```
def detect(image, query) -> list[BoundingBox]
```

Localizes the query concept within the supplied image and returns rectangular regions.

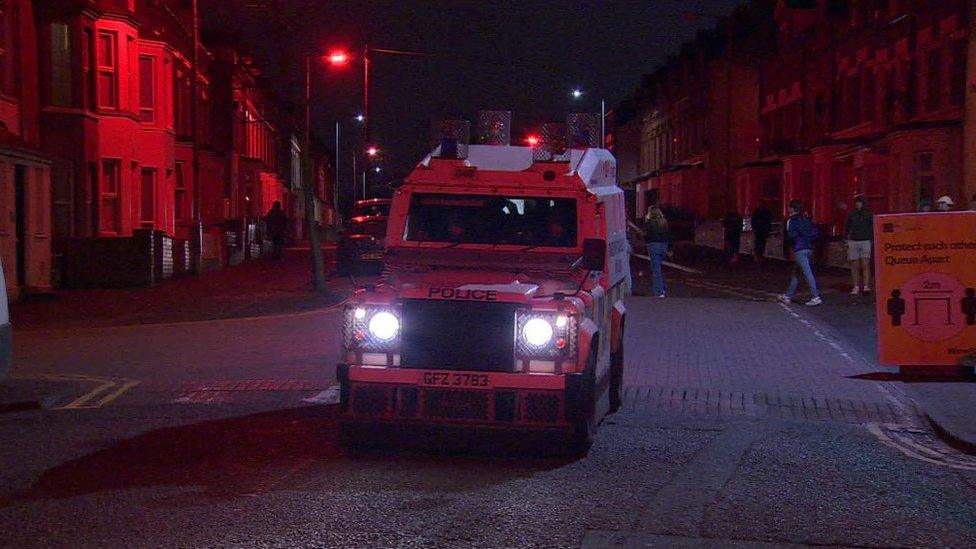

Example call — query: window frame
[96,30,118,110]
[100,158,122,235]
[138,54,155,122]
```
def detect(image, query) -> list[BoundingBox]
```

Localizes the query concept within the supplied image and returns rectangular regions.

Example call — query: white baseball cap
[936,195,955,205]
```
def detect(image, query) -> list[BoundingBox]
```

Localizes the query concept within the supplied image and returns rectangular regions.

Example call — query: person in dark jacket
[644,206,672,298]
[264,201,288,261]
[778,199,822,306]
[844,195,873,294]
[722,210,744,264]
[751,202,772,262]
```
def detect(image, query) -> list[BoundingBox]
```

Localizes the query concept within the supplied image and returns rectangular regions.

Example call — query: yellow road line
[58,379,118,409]
[13,373,139,410]
[90,380,140,408]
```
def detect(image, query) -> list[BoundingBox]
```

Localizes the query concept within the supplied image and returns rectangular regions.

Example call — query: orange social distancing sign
[874,211,976,366]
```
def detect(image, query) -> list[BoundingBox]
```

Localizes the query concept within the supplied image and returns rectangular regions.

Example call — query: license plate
[420,371,492,389]
[360,252,383,260]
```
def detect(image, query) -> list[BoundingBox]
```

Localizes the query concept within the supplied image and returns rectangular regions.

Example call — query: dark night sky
[205,1,746,193]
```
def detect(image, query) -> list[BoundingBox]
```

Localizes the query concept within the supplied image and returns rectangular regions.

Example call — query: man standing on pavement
[722,210,744,264]
[264,201,288,261]
[779,199,822,306]
[845,195,873,295]
[751,201,772,262]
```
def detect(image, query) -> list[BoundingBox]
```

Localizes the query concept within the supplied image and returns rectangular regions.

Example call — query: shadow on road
[3,405,569,505]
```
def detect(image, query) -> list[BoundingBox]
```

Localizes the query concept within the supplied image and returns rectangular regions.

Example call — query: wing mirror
[581,238,606,271]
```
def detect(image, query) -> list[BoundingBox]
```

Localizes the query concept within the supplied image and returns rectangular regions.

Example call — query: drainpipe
[964,0,976,202]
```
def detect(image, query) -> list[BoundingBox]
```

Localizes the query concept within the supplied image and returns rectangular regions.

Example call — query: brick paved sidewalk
[9,247,351,330]
[660,243,976,451]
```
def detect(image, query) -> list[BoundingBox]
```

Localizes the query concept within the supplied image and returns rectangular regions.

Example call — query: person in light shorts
[844,195,873,294]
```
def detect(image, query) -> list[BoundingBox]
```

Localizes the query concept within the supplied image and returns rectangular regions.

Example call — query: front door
[14,165,25,286]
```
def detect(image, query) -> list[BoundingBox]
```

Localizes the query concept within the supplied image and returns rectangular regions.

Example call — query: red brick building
[737,0,969,237]
[0,0,52,300]
[33,1,294,286]
[633,4,773,221]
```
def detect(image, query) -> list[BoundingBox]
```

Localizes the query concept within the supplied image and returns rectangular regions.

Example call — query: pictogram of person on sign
[963,288,976,326]
[887,289,906,326]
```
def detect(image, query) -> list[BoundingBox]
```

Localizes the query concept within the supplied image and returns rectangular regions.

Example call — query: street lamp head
[366,146,379,157]
[327,50,350,66]
[374,166,382,173]
[355,114,365,122]
[571,89,583,99]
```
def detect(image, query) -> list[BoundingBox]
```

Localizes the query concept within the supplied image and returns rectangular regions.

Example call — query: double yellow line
[13,374,140,410]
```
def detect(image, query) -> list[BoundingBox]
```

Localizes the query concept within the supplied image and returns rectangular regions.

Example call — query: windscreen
[405,193,577,247]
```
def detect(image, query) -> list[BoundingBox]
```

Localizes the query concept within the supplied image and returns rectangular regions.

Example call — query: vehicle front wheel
[570,347,599,454]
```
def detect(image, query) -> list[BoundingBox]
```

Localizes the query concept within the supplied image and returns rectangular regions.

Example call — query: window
[916,151,935,207]
[406,194,578,247]
[50,23,73,106]
[174,68,191,138]
[926,49,943,112]
[140,168,156,226]
[96,31,117,109]
[950,40,966,107]
[174,161,188,223]
[0,2,20,98]
[100,159,121,234]
[139,55,154,121]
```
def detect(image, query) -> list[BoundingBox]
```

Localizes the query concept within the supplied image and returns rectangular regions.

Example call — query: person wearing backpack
[778,199,822,306]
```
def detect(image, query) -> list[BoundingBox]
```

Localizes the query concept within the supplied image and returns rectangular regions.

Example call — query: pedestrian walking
[845,195,873,295]
[751,202,772,262]
[936,195,955,211]
[264,201,288,261]
[918,197,932,212]
[644,206,672,298]
[722,210,744,264]
[778,199,822,306]
[969,193,976,211]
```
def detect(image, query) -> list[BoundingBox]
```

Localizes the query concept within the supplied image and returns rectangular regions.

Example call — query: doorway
[14,165,25,286]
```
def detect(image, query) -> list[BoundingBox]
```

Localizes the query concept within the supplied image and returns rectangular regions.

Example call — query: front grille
[352,385,390,416]
[423,389,489,421]
[400,299,519,371]
[524,393,561,423]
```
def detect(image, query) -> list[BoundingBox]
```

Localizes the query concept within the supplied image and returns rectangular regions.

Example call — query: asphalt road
[2,285,975,548]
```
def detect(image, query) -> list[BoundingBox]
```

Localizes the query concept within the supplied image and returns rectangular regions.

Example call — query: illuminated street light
[327,50,350,66]
[366,146,379,157]
[571,88,583,99]
[374,166,382,173]
[355,114,365,122]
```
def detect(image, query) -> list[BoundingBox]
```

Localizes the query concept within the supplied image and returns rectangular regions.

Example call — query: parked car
[1,256,10,380]
[337,198,392,276]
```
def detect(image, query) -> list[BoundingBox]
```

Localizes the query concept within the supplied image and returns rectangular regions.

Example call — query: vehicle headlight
[368,311,400,341]
[344,305,400,350]
[516,312,577,360]
[522,318,554,347]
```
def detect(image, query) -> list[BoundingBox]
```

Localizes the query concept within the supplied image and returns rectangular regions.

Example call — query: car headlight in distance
[368,311,400,341]
[522,317,554,347]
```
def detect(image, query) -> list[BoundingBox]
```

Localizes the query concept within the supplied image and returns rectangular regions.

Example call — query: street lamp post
[304,53,327,292]
[188,0,203,274]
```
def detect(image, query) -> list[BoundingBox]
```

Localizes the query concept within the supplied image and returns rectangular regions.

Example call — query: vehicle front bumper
[336,364,590,429]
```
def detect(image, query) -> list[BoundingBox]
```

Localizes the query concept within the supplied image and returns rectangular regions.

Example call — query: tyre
[609,322,625,413]
[571,346,598,454]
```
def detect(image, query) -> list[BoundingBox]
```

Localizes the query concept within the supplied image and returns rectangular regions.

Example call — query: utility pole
[304,54,327,292]
[964,0,976,202]
[188,0,203,274]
